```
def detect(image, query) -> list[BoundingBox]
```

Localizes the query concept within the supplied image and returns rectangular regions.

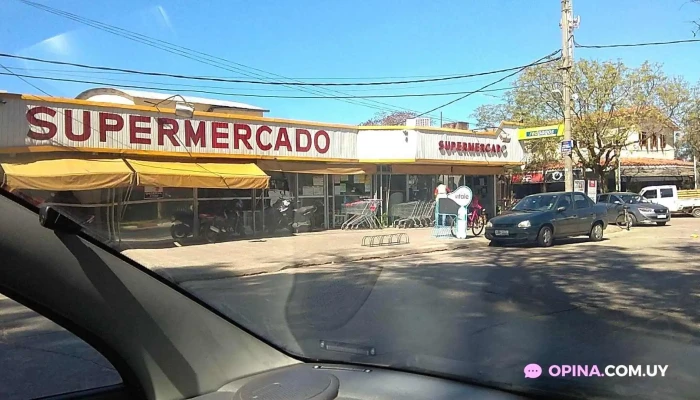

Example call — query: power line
[2,65,523,81]
[0,71,517,99]
[0,64,52,96]
[0,52,556,87]
[574,38,700,48]
[1,66,510,92]
[14,0,456,123]
[415,50,561,118]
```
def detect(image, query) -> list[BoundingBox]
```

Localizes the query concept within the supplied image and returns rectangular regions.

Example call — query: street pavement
[2,219,700,399]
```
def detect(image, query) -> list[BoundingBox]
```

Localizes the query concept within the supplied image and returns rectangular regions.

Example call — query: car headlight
[486,221,493,228]
[638,208,654,213]
[517,220,531,228]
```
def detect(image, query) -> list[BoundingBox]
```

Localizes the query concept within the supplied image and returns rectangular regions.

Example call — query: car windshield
[2,2,700,399]
[618,194,649,204]
[512,194,560,211]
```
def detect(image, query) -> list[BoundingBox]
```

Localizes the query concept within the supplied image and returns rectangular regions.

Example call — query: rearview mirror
[557,206,566,212]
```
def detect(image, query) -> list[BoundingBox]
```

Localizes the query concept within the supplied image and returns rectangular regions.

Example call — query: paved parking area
[122,222,631,283]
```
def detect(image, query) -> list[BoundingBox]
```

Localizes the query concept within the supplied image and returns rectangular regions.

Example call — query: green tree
[475,59,691,191]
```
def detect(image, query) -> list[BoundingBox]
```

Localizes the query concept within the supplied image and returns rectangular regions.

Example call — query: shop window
[408,175,435,202]
[660,133,667,149]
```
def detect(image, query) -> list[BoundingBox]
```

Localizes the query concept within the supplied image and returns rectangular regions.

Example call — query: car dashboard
[191,363,532,400]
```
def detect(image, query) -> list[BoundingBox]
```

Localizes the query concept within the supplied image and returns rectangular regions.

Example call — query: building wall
[619,126,675,160]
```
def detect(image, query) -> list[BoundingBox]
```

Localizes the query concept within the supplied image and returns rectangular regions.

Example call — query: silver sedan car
[597,192,670,226]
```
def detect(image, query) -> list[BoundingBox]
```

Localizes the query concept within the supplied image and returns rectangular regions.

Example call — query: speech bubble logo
[524,363,542,378]
[447,186,473,207]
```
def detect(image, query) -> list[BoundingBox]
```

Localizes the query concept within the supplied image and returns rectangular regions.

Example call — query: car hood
[633,203,668,210]
[490,210,547,224]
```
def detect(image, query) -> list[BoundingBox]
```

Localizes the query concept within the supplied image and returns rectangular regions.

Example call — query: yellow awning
[125,159,269,189]
[1,158,133,190]
[257,160,376,175]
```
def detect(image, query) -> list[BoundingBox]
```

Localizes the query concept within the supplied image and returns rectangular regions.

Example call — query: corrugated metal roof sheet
[75,87,268,112]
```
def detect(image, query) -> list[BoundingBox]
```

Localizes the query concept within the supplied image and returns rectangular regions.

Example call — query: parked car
[485,191,608,247]
[639,185,700,218]
[597,192,670,226]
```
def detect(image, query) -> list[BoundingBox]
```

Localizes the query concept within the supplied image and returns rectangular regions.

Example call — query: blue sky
[1,0,699,125]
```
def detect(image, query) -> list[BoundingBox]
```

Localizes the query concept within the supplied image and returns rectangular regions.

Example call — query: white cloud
[154,5,176,36]
[37,33,72,56]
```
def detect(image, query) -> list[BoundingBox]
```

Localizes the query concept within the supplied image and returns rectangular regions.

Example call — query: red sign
[511,173,544,184]
[438,140,505,154]
[25,106,332,154]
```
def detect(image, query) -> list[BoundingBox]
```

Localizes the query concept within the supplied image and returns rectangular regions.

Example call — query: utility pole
[694,154,698,189]
[560,0,578,192]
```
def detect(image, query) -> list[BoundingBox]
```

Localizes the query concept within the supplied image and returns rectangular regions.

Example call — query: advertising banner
[517,124,564,141]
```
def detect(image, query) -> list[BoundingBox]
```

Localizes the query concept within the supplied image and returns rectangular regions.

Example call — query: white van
[639,185,700,218]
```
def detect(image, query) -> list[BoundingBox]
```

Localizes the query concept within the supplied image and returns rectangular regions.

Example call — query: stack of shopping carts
[390,200,435,228]
[340,199,382,230]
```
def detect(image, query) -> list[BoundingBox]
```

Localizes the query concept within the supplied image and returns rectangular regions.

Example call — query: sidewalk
[122,225,628,284]
[123,227,476,283]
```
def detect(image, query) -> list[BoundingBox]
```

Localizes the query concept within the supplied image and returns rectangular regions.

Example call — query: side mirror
[557,206,566,212]
[614,201,622,205]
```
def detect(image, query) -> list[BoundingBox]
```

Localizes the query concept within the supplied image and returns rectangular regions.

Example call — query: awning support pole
[193,188,199,238]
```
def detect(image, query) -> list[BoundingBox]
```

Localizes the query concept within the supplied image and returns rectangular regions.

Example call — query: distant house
[509,116,695,195]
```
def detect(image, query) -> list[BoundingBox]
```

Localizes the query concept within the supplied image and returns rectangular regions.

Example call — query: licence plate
[495,230,509,236]
[657,215,667,218]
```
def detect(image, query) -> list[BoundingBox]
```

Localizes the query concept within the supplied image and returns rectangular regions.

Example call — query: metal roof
[75,87,268,112]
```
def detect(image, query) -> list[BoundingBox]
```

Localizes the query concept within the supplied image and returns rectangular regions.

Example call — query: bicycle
[615,205,633,231]
[450,206,487,237]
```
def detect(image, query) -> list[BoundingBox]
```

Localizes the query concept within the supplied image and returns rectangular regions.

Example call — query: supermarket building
[0,89,525,243]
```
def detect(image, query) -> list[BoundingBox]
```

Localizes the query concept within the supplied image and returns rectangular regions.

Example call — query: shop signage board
[447,186,473,207]
[144,186,164,199]
[517,124,563,141]
[415,130,524,164]
[0,98,358,160]
[574,179,585,193]
[560,140,573,156]
[587,180,597,202]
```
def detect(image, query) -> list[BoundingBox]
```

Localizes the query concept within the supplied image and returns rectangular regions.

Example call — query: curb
[161,241,475,284]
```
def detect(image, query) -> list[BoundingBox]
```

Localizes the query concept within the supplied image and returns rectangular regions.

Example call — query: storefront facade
[0,92,526,244]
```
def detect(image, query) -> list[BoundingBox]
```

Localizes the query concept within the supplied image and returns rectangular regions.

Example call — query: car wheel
[589,222,604,242]
[537,226,553,247]
[488,240,502,247]
[656,221,667,226]
[692,208,700,218]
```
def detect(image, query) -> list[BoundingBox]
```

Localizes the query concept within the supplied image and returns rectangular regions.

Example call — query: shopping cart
[417,200,436,227]
[341,199,382,230]
[391,201,421,228]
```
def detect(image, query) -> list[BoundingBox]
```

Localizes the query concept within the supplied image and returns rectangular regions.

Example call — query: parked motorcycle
[203,200,247,243]
[265,197,321,234]
[265,197,293,234]
[170,207,216,241]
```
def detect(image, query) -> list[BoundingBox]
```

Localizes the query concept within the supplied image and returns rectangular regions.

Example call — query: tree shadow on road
[174,240,700,400]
